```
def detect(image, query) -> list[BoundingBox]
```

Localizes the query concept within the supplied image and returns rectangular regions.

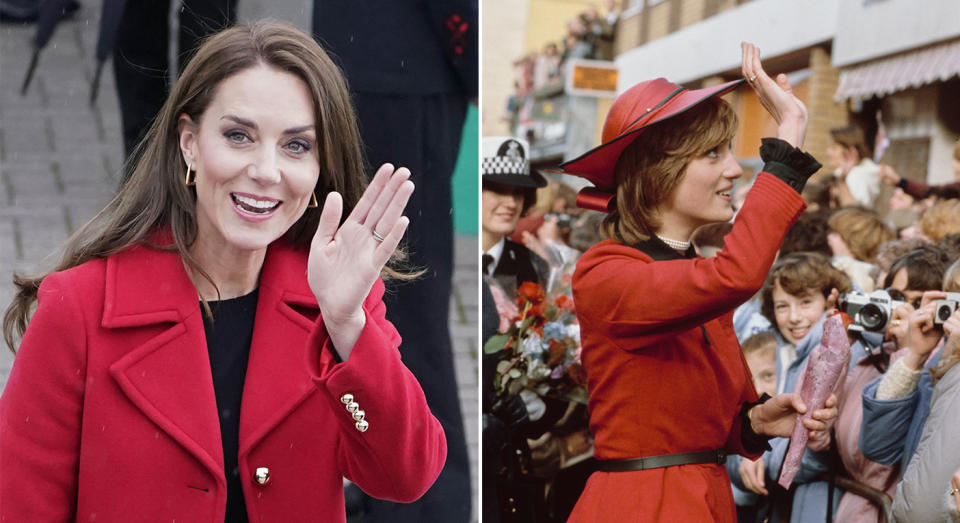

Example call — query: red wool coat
[568,173,805,522]
[0,238,446,522]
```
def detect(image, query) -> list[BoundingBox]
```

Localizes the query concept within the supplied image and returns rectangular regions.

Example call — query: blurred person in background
[311,2,477,520]
[917,199,960,244]
[827,125,882,209]
[827,207,893,292]
[0,22,445,522]
[879,137,960,201]
[112,0,238,159]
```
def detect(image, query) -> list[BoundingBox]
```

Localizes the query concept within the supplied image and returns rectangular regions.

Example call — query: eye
[286,138,312,154]
[224,129,250,144]
[705,147,720,159]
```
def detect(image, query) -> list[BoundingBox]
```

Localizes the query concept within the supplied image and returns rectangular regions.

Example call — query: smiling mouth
[231,193,281,214]
[789,327,810,339]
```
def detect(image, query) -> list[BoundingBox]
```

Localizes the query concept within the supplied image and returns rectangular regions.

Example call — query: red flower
[554,294,575,311]
[517,281,546,305]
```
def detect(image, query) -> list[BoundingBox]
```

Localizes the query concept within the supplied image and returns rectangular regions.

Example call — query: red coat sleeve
[0,272,86,520]
[573,173,805,351]
[305,279,446,502]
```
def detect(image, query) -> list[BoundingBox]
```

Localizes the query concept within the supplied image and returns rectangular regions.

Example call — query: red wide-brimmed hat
[557,77,745,212]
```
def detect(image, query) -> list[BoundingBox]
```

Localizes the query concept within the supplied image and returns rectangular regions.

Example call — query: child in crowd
[742,331,778,399]
[730,331,779,522]
[731,252,852,522]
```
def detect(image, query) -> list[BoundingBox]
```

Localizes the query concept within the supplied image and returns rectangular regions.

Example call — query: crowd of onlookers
[507,1,621,129]
[486,129,960,521]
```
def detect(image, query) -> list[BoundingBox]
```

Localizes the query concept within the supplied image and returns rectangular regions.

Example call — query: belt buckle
[716,451,726,465]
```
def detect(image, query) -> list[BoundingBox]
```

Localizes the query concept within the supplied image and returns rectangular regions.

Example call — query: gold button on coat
[340,393,354,404]
[355,420,369,432]
[345,401,360,413]
[352,409,365,421]
[254,467,270,485]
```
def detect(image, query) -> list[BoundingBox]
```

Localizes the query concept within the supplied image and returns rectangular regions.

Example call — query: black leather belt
[596,450,726,472]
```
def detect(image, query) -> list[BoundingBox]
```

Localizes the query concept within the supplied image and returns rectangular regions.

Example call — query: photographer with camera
[826,248,948,522]
[891,266,960,521]
[859,247,953,481]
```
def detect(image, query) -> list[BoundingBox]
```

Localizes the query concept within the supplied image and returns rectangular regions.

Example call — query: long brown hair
[4,21,393,352]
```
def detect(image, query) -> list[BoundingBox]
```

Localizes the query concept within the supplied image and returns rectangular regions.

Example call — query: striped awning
[834,38,960,102]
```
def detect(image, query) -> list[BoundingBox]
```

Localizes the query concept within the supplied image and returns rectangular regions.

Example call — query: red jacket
[568,173,805,522]
[0,238,446,522]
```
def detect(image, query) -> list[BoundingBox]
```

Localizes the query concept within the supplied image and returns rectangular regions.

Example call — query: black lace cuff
[759,138,822,194]
[740,393,773,454]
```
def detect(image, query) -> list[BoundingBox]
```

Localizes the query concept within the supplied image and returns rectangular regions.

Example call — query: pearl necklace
[656,234,690,251]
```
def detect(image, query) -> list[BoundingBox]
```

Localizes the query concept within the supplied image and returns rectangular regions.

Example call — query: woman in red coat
[0,22,445,522]
[556,43,838,521]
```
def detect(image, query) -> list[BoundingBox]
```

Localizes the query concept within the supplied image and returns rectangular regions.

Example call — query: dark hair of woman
[3,21,408,352]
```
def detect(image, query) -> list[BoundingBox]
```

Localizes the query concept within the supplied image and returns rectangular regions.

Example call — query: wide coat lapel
[238,242,323,459]
[102,240,225,487]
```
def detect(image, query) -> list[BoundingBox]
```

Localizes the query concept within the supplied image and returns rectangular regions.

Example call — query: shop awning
[834,38,960,102]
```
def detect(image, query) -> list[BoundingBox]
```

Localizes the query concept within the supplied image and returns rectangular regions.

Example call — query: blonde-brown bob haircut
[601,97,738,245]
[4,21,392,352]
[919,199,960,243]
[760,252,852,326]
[827,207,895,263]
[829,125,871,162]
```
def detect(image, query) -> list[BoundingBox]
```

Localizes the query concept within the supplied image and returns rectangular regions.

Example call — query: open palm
[308,164,413,325]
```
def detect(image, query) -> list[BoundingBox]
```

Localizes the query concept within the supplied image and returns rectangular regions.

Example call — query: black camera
[839,290,906,333]
[546,212,574,229]
[933,292,960,325]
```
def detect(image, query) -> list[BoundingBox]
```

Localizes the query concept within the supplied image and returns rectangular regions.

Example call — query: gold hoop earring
[308,192,319,208]
[184,165,197,186]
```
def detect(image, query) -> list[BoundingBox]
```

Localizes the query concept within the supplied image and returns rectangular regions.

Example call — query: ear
[178,114,199,168]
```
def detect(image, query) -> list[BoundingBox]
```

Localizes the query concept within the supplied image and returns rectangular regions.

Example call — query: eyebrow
[221,115,315,135]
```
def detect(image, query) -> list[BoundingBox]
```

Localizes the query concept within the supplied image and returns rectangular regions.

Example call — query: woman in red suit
[0,22,445,522]
[557,43,838,521]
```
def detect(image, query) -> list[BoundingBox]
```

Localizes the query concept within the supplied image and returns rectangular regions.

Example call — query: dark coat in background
[313,1,477,521]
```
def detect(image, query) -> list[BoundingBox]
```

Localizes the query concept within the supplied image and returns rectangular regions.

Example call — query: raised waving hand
[741,42,808,149]
[308,163,414,359]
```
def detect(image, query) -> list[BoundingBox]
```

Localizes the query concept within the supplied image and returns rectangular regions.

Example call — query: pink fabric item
[778,313,851,489]
[833,356,899,522]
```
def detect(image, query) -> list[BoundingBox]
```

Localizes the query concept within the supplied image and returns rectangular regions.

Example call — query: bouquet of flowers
[484,279,588,405]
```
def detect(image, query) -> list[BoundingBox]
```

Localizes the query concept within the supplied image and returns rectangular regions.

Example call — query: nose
[248,146,282,185]
[723,152,743,180]
[787,305,802,324]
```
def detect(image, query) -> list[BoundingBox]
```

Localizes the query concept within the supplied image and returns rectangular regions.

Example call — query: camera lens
[938,304,952,323]
[859,303,886,331]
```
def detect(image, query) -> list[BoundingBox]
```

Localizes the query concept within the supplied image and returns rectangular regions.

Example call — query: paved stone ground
[0,2,479,521]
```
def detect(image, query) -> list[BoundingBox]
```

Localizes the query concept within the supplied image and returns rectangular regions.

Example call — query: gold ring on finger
[749,75,757,83]
[891,319,901,327]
